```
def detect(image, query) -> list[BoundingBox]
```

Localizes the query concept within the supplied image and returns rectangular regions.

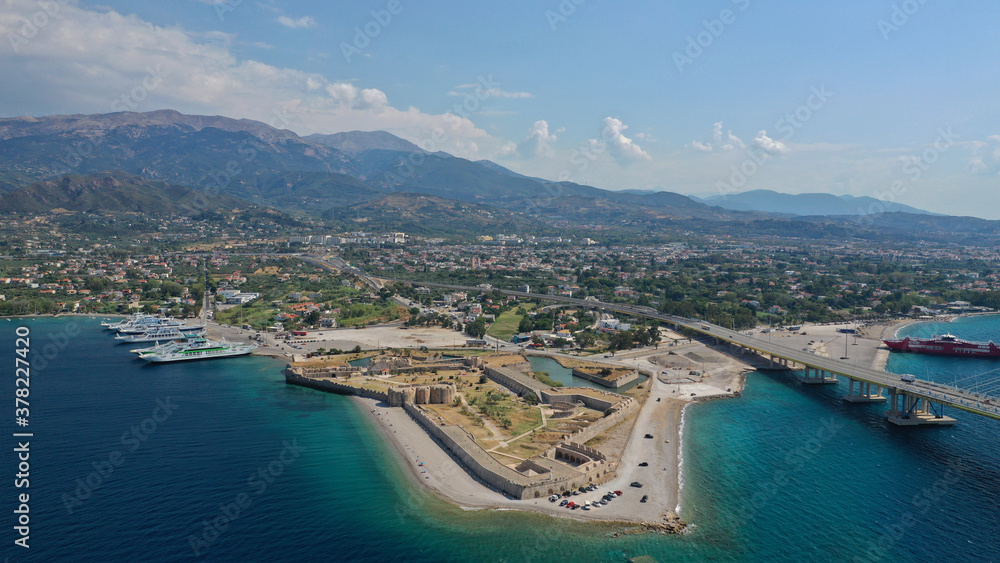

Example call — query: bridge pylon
[797,366,837,385]
[843,378,887,403]
[886,389,956,426]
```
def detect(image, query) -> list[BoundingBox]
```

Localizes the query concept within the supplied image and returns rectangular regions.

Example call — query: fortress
[284,353,640,500]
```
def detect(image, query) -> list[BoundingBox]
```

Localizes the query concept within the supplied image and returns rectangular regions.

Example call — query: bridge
[355,274,1000,426]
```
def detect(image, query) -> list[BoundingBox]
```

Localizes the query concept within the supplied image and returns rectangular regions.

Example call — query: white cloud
[966,135,1000,173]
[448,85,533,99]
[594,117,650,164]
[752,130,789,154]
[0,0,509,160]
[277,15,316,29]
[520,120,558,158]
[693,121,744,152]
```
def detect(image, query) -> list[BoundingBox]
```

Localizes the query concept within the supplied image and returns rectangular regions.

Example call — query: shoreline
[349,391,694,529]
[338,338,753,529]
[334,317,918,527]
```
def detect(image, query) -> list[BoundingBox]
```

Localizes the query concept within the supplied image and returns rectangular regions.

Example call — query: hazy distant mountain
[0,172,247,215]
[305,131,425,154]
[696,189,937,216]
[3,109,996,243]
[323,192,549,236]
[473,160,548,182]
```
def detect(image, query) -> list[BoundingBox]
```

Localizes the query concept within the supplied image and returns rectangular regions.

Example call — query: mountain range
[694,189,937,217]
[0,109,995,243]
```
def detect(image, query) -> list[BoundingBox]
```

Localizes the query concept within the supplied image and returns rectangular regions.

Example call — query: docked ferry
[115,326,205,343]
[136,337,257,363]
[883,333,1000,357]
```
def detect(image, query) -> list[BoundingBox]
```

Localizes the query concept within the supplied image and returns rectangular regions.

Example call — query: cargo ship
[882,333,1000,357]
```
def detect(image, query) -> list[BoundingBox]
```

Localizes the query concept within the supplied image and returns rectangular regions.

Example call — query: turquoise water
[1,317,998,561]
[526,356,647,392]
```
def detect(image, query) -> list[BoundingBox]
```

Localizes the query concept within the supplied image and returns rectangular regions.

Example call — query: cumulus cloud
[693,121,744,152]
[752,130,789,154]
[967,135,1000,173]
[0,0,508,160]
[520,120,558,158]
[277,15,316,29]
[594,117,650,164]
[448,84,533,99]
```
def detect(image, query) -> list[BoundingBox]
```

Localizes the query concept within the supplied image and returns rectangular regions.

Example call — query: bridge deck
[376,277,1000,422]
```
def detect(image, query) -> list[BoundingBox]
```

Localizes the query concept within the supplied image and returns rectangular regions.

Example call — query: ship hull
[883,335,1000,357]
[141,349,254,363]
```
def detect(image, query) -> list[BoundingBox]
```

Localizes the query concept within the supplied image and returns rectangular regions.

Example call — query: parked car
[640,495,649,503]
[644,434,653,439]
[630,482,643,488]
[638,462,648,467]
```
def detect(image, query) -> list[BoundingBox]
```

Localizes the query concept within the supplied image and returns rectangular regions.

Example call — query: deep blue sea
[1,316,998,562]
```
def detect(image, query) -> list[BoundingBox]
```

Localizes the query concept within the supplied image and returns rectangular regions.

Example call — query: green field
[486,303,535,341]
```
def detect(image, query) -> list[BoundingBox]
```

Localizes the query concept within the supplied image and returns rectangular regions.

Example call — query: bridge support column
[798,367,838,385]
[843,378,887,403]
[885,389,956,426]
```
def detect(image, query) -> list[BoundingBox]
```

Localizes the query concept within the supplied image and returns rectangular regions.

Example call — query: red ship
[883,333,1000,357]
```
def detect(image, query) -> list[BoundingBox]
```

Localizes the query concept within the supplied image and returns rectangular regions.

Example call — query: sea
[1,316,998,562]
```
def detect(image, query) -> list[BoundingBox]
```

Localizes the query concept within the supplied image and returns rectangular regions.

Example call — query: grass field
[486,303,536,341]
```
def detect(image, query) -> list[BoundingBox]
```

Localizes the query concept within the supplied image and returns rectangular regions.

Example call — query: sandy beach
[205,314,933,527]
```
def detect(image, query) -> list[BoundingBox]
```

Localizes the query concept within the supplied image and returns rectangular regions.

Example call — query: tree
[610,330,634,351]
[576,331,596,349]
[465,317,487,339]
[304,310,321,326]
[648,325,662,349]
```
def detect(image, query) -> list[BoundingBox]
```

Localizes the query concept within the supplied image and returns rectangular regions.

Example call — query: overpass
[365,275,1000,426]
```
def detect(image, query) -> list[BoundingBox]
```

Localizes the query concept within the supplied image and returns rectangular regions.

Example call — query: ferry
[116,319,199,335]
[883,333,1000,357]
[136,337,257,363]
[115,326,205,343]
[106,313,191,334]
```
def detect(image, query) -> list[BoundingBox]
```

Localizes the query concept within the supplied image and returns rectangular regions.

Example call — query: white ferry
[136,337,257,363]
[106,313,192,334]
[115,326,206,343]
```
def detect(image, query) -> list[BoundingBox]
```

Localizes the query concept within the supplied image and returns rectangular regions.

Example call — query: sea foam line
[675,401,691,517]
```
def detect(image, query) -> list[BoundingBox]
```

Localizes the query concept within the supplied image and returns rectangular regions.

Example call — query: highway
[365,276,1000,422]
[295,254,1000,422]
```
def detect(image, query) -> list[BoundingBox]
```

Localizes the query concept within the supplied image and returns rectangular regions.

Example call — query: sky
[2,0,999,218]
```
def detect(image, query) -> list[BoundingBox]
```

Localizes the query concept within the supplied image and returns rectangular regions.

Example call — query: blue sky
[2,0,999,217]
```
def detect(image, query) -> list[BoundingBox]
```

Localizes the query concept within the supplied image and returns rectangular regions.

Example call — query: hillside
[0,109,996,244]
[323,192,550,236]
[0,172,248,215]
[697,189,936,216]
